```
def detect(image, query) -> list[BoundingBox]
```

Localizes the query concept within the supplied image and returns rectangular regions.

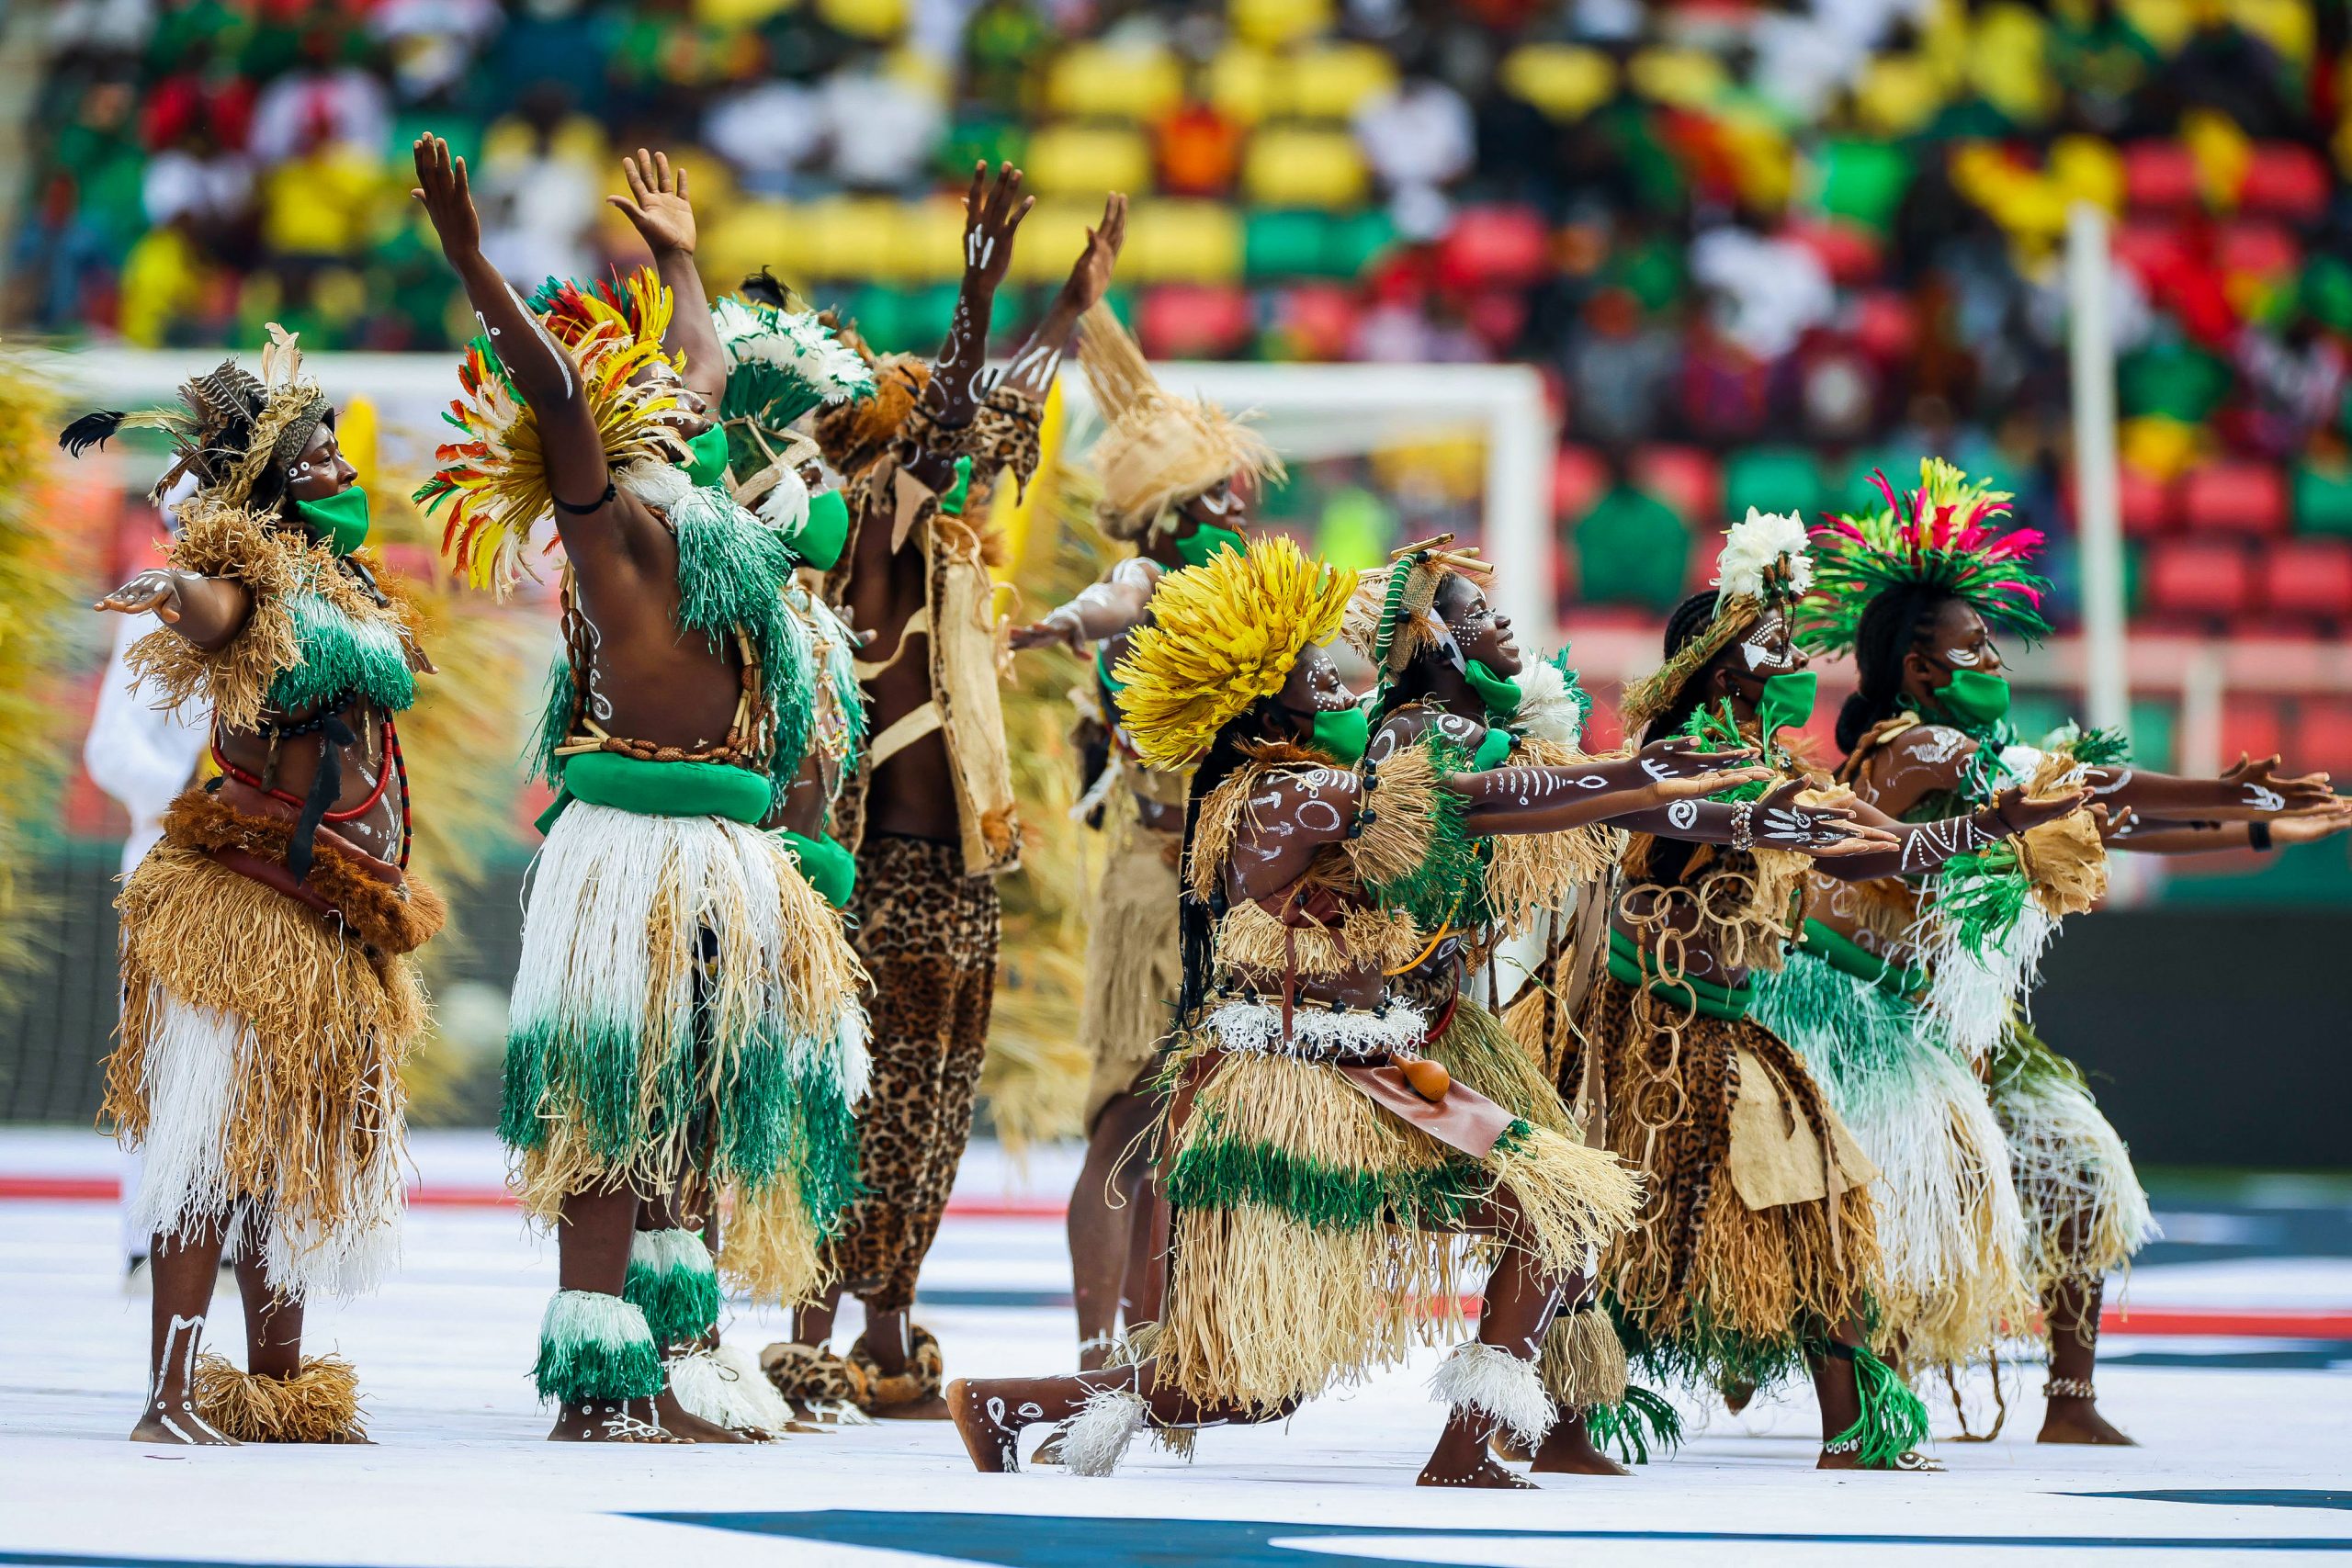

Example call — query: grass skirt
[1156,1008,1639,1411]
[1751,951,2034,1370]
[1985,1021,2156,1301]
[1078,810,1183,1130]
[503,802,869,1305]
[1566,972,1880,1394]
[108,845,423,1302]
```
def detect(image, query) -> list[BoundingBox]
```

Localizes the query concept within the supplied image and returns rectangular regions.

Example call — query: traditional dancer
[1005,289,1271,1372]
[413,137,867,1443]
[68,328,439,1444]
[773,168,1122,1420]
[1517,510,2090,1471]
[1789,460,2348,1444]
[945,535,1789,1487]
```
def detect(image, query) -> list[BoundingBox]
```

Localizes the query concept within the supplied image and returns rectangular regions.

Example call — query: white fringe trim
[1428,1342,1555,1447]
[629,1226,717,1277]
[1513,659,1587,749]
[1992,1064,2158,1273]
[1201,998,1427,1060]
[755,466,812,536]
[670,1342,799,1435]
[1060,1386,1151,1477]
[1910,900,2055,1064]
[130,993,403,1303]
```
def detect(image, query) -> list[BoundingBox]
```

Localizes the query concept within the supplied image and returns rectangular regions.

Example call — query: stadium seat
[1263,282,1359,360]
[1244,209,1335,279]
[1436,206,1551,290]
[1553,445,1606,524]
[1577,483,1693,612]
[2122,141,2199,210]
[2292,698,2352,776]
[1125,199,1243,284]
[1783,220,1883,287]
[2119,466,2180,536]
[1289,43,1396,119]
[2221,697,2286,764]
[1022,124,1152,198]
[798,196,908,282]
[1136,283,1252,358]
[2218,220,2300,280]
[2144,538,2254,620]
[2181,461,2289,536]
[1854,54,1943,138]
[1624,47,1728,108]
[1721,447,1824,524]
[2112,220,2194,282]
[1635,446,1720,524]
[1045,41,1184,122]
[1241,125,1367,209]
[1009,199,1105,284]
[1498,43,1616,121]
[2239,142,2328,222]
[1814,139,1914,234]
[1229,0,1330,50]
[2292,460,2352,538]
[2257,538,2352,622]
[2049,134,2126,214]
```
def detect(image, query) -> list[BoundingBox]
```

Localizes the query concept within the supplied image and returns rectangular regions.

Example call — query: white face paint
[1941,646,1984,667]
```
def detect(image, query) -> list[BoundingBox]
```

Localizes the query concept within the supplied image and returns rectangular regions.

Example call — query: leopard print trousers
[828,833,1001,1313]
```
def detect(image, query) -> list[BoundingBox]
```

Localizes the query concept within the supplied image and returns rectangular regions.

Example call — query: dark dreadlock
[1172,694,1299,1023]
[1835,581,1953,754]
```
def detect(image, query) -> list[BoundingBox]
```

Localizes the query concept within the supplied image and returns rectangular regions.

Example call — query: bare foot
[2039,1396,2135,1446]
[1488,1430,1536,1463]
[1818,1448,1943,1471]
[1419,1453,1539,1489]
[867,1392,953,1421]
[655,1388,766,1443]
[548,1397,692,1442]
[946,1378,1025,1472]
[1031,1421,1070,1466]
[1723,1379,1756,1416]
[130,1409,238,1445]
[1530,1422,1633,1476]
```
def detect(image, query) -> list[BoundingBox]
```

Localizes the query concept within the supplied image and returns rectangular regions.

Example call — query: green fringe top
[266,587,419,716]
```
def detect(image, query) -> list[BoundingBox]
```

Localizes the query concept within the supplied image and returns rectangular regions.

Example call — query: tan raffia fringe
[1540,1305,1631,1411]
[1080,815,1187,1128]
[1345,739,1443,888]
[192,1352,368,1442]
[162,790,446,955]
[1566,974,1877,1355]
[1427,998,1575,1135]
[1213,897,1423,980]
[1183,746,1328,902]
[2018,750,2109,917]
[128,502,422,734]
[1484,822,1621,938]
[718,1170,828,1307]
[109,850,423,1238]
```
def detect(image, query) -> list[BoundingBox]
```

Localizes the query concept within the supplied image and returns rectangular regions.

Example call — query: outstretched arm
[94,569,249,650]
[1009,555,1159,651]
[413,135,614,517]
[609,148,723,407]
[2085,753,2337,827]
[992,192,1126,404]
[1450,735,1780,836]
[1810,784,2091,882]
[2105,797,2352,853]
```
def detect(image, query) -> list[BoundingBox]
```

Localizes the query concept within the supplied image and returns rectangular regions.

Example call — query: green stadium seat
[1575,483,1691,612]
[1815,140,1913,233]
[2292,461,2352,538]
[1721,447,1823,525]
[1244,209,1334,279]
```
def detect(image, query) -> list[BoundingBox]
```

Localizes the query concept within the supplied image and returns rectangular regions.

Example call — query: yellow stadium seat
[1968,3,2050,124]
[2051,133,2125,213]
[694,0,792,26]
[702,199,808,289]
[817,0,906,40]
[903,195,970,284]
[2122,416,2205,482]
[2119,0,2193,52]
[1855,55,1945,138]
[2233,0,2312,62]
[1625,47,1727,109]
[798,196,911,282]
[1010,198,1104,284]
[1241,123,1366,209]
[1718,110,1792,211]
[2185,107,2252,209]
[1046,41,1185,121]
[1023,123,1153,197]
[1208,42,1276,125]
[1500,43,1616,120]
[1288,42,1396,118]
[1123,199,1243,284]
[1229,0,1330,50]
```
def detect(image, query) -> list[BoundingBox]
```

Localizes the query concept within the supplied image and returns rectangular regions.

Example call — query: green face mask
[1929,667,2011,728]
[680,423,730,490]
[1309,702,1370,764]
[791,487,851,571]
[1756,670,1817,743]
[1462,657,1522,721]
[1174,519,1246,569]
[294,484,370,556]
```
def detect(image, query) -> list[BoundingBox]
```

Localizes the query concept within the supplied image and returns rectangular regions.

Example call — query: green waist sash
[1794,918,1927,1001]
[537,752,857,909]
[1606,927,1754,1022]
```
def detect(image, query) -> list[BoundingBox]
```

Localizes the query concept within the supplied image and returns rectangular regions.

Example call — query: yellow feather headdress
[1110,534,1357,772]
[414,269,686,597]
[1077,302,1283,542]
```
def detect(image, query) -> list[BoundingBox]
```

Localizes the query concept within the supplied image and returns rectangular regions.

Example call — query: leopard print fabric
[826,833,1001,1313]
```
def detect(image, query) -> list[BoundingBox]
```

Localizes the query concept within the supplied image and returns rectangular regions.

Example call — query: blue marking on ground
[2076,1492,2352,1513]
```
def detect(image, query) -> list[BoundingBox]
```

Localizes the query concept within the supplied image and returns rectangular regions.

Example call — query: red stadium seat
[1436,205,1551,290]
[2291,699,2352,776]
[2144,538,2253,619]
[2239,143,2329,222]
[2113,219,2195,281]
[1783,220,1883,287]
[2181,462,2288,536]
[1634,445,1719,524]
[2221,697,2285,764]
[1136,283,1252,358]
[2257,538,2352,622]
[1554,445,1605,522]
[1263,282,1359,360]
[2119,466,2179,536]
[2218,220,2300,280]
[2122,141,2199,211]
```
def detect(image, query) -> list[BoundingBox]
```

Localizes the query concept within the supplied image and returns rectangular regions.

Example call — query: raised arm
[412,136,614,518]
[1009,555,1159,651]
[992,192,1126,404]
[608,148,723,407]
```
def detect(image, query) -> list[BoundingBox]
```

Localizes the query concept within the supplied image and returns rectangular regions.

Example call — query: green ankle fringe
[623,1229,724,1348]
[1826,1343,1931,1468]
[1587,1384,1683,1465]
[534,1290,665,1404]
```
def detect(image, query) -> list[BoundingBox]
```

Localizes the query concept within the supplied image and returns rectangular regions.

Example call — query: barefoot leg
[1812,1318,1940,1472]
[631,1189,757,1443]
[545,1186,684,1443]
[1529,1407,1633,1476]
[948,1359,1287,1473]
[133,1220,236,1444]
[1069,1093,1155,1371]
[1420,1193,1556,1490]
[2039,1265,2132,1445]
[232,1208,302,1382]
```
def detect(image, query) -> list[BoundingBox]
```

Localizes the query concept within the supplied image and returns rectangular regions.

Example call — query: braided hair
[1650,590,1727,740]
[1172,694,1303,1022]
[1835,581,1953,753]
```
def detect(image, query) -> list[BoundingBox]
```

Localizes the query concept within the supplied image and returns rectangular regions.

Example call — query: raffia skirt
[1984,1020,2157,1303]
[1154,996,1641,1411]
[1078,811,1184,1131]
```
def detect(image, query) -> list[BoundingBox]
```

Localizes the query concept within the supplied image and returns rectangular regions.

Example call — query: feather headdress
[1798,458,2050,656]
[414,269,685,597]
[1078,302,1283,542]
[710,291,873,535]
[59,323,328,513]
[1111,535,1357,772]
[1618,508,1813,736]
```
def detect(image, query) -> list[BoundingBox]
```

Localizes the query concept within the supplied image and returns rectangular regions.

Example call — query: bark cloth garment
[1154,739,1641,1413]
[1543,828,1885,1397]
[502,464,870,1325]
[107,504,438,1303]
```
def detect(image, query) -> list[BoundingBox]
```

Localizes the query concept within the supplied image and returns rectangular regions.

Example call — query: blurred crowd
[14,0,2352,649]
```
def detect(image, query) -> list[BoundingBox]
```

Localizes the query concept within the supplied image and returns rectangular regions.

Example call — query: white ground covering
[1,1128,2346,1568]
